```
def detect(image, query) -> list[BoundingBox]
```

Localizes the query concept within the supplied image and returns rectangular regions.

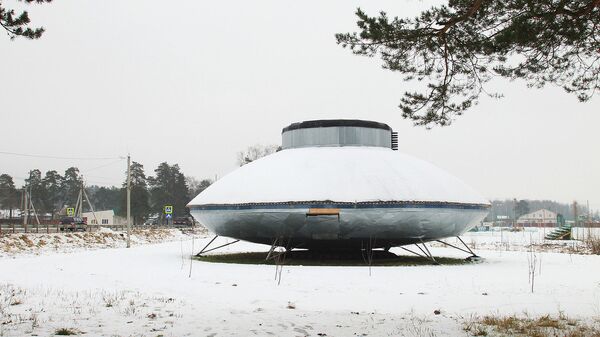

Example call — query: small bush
[586,237,600,255]
[481,315,522,331]
[535,315,560,328]
[55,328,77,335]
[473,327,488,336]
[19,235,35,247]
[102,294,117,307]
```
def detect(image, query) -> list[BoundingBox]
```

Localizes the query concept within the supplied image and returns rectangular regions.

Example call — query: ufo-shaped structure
[188,120,490,251]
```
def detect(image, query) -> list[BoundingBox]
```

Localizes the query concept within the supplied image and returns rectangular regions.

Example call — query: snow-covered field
[434,228,591,254]
[1,230,599,336]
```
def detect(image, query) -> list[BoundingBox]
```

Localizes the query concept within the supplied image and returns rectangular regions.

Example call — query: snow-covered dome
[189,147,488,207]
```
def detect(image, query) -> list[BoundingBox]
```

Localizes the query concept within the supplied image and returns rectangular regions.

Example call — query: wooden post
[46,222,49,234]
[12,223,15,234]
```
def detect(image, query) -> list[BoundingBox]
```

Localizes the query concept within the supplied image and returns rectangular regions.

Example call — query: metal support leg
[400,244,439,265]
[398,243,439,264]
[456,236,478,257]
[418,240,438,265]
[399,246,427,259]
[435,240,473,255]
[435,236,481,261]
[456,236,481,261]
[196,235,218,256]
[195,235,240,256]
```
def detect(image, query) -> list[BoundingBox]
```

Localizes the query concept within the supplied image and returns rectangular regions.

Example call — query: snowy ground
[0,230,599,336]
[434,228,591,254]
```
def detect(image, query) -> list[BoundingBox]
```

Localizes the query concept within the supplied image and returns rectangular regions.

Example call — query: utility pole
[23,188,28,232]
[587,200,591,223]
[82,188,99,230]
[126,154,131,248]
[27,189,40,226]
[79,181,84,217]
[573,201,579,227]
[512,198,517,227]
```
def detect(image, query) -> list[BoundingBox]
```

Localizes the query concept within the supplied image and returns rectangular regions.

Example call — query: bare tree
[237,144,280,167]
[186,177,213,199]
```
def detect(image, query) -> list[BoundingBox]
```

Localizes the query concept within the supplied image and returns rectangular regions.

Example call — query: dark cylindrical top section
[282,119,392,133]
[281,119,393,149]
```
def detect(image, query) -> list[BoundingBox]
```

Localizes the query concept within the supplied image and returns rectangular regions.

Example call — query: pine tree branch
[437,0,485,36]
[0,0,51,39]
[337,0,599,126]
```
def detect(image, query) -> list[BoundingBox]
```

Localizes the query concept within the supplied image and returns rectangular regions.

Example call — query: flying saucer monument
[188,120,490,260]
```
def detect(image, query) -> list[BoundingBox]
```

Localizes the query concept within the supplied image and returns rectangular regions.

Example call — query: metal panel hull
[191,206,488,250]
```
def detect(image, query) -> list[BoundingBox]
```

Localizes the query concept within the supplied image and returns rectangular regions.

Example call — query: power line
[84,159,124,172]
[0,150,124,161]
[83,179,121,186]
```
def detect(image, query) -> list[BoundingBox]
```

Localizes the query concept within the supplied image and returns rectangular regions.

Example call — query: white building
[517,209,557,227]
[0,209,18,219]
[82,210,115,226]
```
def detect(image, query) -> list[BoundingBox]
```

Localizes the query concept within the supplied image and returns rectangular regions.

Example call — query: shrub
[55,328,77,335]
[586,237,600,255]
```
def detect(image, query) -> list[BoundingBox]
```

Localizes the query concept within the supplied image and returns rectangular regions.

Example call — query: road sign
[165,214,172,219]
[164,205,173,214]
[66,208,75,216]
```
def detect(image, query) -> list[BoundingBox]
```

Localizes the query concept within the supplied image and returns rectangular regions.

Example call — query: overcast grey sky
[1,0,598,209]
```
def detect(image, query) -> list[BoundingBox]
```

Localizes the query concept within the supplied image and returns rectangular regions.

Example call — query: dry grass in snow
[0,227,206,257]
[463,312,600,337]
